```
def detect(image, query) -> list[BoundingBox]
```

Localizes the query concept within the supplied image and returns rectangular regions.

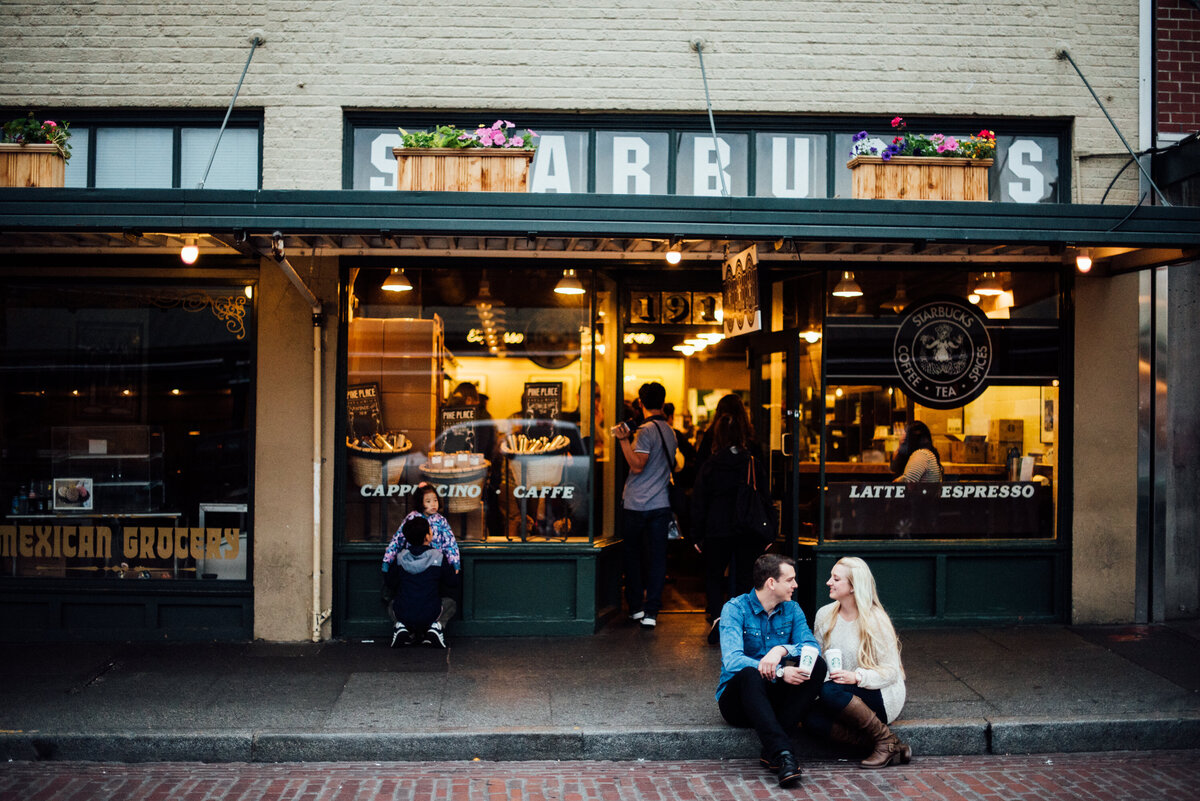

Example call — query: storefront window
[343,267,595,545]
[0,281,254,580]
[812,268,1062,542]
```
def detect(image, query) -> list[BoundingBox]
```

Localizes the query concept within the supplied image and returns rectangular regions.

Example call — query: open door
[748,330,820,618]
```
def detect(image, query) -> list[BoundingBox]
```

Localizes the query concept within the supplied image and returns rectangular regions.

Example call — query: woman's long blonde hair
[819,556,905,678]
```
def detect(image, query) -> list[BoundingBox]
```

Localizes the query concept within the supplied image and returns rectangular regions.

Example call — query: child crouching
[385,516,459,648]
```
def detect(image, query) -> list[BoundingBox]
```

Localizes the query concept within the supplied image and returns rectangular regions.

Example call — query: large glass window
[0,281,254,580]
[342,266,595,545]
[804,268,1062,541]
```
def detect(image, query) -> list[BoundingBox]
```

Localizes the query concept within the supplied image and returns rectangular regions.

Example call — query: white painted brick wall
[0,0,1143,199]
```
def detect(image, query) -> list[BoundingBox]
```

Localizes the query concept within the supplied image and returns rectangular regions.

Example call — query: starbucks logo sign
[893,297,992,409]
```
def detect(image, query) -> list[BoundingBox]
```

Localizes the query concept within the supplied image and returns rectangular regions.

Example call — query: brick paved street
[1,751,1198,801]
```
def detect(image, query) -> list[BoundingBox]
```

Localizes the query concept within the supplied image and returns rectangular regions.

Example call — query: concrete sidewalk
[2,616,1199,763]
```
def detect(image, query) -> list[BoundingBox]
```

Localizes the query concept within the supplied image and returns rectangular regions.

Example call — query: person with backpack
[691,413,771,644]
[384,515,459,649]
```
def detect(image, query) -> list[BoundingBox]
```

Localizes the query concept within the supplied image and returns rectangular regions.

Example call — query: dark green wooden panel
[157,602,248,632]
[869,558,938,618]
[62,602,145,630]
[470,559,577,621]
[0,601,52,630]
[945,555,1055,618]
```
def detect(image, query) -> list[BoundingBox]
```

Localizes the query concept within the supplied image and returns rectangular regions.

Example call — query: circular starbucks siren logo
[893,297,992,409]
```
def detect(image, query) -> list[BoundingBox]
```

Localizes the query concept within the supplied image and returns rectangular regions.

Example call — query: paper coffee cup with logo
[799,645,819,672]
[826,648,843,672]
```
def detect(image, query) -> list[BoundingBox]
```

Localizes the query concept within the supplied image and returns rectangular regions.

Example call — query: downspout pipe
[269,232,330,642]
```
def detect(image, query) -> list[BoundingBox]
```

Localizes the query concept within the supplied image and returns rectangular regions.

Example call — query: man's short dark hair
[638,382,666,411]
[403,515,430,545]
[753,553,795,589]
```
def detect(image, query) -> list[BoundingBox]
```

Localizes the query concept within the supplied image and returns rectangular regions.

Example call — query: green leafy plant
[2,112,72,161]
[398,120,538,150]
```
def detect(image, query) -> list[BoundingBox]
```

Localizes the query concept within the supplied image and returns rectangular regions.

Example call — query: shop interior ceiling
[0,231,1080,266]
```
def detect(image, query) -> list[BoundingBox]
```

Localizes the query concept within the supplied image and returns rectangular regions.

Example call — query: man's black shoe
[759,748,781,771]
[775,751,802,788]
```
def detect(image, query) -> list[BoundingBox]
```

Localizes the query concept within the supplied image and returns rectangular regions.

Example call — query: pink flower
[891,116,904,128]
[944,136,958,150]
[527,129,539,138]
[43,120,57,128]
[491,120,504,131]
[511,136,524,147]
[477,129,494,146]
[493,132,506,146]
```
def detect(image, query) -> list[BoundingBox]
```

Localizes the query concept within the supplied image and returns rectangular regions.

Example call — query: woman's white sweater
[815,602,906,723]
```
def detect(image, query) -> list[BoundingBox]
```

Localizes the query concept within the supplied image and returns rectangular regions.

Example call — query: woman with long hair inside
[805,556,911,768]
[891,420,943,483]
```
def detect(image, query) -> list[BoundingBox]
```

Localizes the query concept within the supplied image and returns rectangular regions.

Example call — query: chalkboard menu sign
[522,382,562,420]
[439,405,478,452]
[347,383,383,440]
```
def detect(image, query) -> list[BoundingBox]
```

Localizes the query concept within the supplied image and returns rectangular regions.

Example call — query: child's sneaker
[390,622,412,648]
[423,622,447,649]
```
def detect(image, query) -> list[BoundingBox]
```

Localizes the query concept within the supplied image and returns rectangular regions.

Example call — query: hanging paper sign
[722,245,761,337]
[893,297,992,409]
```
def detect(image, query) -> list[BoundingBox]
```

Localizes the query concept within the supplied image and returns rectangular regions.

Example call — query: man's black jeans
[718,658,828,759]
[621,506,672,618]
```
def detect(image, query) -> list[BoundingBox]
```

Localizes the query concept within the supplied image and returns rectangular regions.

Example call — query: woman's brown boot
[837,696,910,768]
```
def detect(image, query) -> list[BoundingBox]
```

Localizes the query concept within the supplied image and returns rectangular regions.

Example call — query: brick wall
[0,1,1142,200]
[1157,0,1200,135]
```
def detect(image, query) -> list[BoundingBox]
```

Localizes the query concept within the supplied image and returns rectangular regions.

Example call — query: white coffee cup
[827,648,843,672]
[799,645,819,672]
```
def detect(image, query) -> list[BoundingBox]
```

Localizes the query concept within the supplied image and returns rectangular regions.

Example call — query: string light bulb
[180,237,199,265]
[665,238,682,265]
[1075,248,1093,273]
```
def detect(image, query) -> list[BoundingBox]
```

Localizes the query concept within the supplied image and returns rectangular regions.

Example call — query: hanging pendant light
[975,271,1003,296]
[381,267,413,292]
[881,281,909,313]
[664,238,682,265]
[554,268,585,295]
[179,236,199,265]
[832,271,863,298]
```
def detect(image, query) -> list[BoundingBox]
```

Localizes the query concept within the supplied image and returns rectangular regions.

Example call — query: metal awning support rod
[692,38,730,199]
[1056,47,1171,206]
[270,232,321,314]
[198,32,265,189]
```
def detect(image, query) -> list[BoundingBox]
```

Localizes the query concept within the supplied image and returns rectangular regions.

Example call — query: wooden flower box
[0,143,65,188]
[392,147,535,192]
[848,156,993,201]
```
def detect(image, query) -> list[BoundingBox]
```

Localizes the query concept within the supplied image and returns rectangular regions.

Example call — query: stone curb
[1,716,1195,763]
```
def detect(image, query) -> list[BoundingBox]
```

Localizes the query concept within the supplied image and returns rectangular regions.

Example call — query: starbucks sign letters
[893,297,991,409]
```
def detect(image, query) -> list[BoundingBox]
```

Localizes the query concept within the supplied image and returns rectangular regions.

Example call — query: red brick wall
[1158,0,1200,134]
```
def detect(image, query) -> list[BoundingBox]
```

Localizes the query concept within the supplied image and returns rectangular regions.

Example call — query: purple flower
[853,131,868,142]
[881,151,892,161]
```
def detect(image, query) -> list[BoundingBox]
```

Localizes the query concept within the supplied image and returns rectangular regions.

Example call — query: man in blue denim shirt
[717,553,825,789]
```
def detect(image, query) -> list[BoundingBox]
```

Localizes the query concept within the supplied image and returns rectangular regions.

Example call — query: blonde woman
[806,557,912,768]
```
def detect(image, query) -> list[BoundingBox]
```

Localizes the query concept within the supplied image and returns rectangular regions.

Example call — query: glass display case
[51,426,164,513]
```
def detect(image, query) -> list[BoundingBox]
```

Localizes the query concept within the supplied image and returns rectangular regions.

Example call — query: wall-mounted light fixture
[831,271,863,298]
[1075,248,1093,273]
[665,238,682,265]
[554,268,585,295]
[180,236,199,265]
[800,329,822,344]
[381,267,413,292]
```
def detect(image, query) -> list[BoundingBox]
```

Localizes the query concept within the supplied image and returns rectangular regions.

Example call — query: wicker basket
[503,446,568,487]
[420,461,490,513]
[347,441,411,487]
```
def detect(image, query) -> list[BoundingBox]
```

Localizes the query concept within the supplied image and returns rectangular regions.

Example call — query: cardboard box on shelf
[989,440,1024,465]
[989,419,1024,442]
[949,439,988,463]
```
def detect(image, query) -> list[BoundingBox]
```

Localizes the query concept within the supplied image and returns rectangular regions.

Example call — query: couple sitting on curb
[717,553,910,789]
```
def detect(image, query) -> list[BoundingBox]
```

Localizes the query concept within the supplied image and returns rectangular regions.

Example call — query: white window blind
[95,128,173,188]
[63,128,89,188]
[180,128,259,189]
